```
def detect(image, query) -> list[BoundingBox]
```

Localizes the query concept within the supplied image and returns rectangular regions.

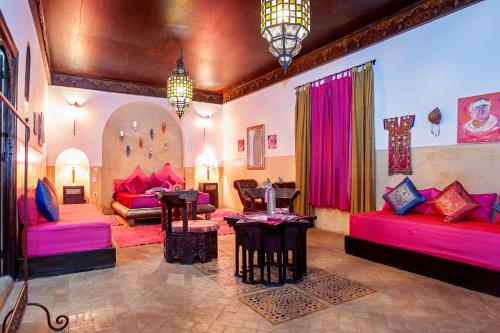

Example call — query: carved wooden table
[224,212,316,286]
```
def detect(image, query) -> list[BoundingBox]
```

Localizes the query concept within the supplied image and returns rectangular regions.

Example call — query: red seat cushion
[170,220,219,233]
[18,190,40,226]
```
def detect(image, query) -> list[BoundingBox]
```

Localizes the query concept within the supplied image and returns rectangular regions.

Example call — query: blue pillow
[36,179,60,221]
[383,177,425,215]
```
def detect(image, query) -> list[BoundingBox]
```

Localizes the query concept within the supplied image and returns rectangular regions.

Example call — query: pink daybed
[27,204,113,257]
[345,210,500,296]
[23,203,116,278]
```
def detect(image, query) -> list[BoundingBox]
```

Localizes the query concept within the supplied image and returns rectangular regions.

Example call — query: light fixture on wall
[119,130,125,141]
[167,48,193,119]
[261,0,311,71]
[69,102,84,135]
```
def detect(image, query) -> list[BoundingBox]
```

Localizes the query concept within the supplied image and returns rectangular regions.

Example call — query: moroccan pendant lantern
[261,0,311,71]
[167,49,193,119]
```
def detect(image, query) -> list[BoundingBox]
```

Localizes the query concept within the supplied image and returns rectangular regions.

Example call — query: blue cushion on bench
[36,179,60,221]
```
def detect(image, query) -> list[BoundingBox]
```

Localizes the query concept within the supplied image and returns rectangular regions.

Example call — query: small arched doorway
[55,148,90,202]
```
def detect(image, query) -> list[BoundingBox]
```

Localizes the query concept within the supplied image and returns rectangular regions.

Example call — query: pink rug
[112,209,237,248]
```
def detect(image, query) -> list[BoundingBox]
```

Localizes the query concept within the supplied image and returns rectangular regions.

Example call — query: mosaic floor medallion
[239,287,327,325]
[193,256,234,276]
[209,272,266,296]
[296,274,375,305]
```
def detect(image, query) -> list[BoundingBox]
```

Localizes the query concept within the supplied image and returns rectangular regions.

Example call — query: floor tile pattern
[1,230,500,332]
[239,287,327,325]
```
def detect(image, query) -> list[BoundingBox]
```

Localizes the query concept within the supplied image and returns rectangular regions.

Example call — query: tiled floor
[3,229,500,332]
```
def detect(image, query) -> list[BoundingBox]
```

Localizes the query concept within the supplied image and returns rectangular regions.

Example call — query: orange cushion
[428,181,479,222]
[170,220,219,233]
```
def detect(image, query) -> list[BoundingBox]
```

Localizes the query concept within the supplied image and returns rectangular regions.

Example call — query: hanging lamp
[261,0,311,71]
[167,49,193,119]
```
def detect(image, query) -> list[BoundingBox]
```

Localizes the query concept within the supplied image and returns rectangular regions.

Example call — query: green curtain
[351,63,375,213]
[295,84,314,216]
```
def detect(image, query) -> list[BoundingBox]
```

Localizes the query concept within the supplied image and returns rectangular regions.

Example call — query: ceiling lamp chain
[261,0,311,71]
[167,49,193,119]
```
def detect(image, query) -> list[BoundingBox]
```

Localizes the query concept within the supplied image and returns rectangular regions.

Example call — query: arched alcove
[101,102,183,212]
[55,148,90,202]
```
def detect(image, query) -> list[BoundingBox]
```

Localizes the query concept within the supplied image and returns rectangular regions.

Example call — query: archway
[55,148,91,202]
[101,102,184,212]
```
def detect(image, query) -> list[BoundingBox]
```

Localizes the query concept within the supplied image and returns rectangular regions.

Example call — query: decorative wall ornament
[238,139,245,152]
[150,128,154,140]
[428,107,441,137]
[37,112,45,146]
[384,115,415,175]
[126,145,131,157]
[139,137,144,148]
[33,112,38,135]
[119,130,125,141]
[161,122,167,133]
[164,140,168,151]
[148,148,153,159]
[458,91,500,143]
[267,134,277,149]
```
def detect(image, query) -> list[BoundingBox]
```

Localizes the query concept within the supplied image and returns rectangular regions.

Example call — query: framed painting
[267,134,277,149]
[237,139,245,152]
[458,92,500,143]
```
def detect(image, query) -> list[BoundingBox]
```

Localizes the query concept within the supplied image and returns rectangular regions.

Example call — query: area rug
[296,274,376,305]
[240,287,327,325]
[112,209,236,248]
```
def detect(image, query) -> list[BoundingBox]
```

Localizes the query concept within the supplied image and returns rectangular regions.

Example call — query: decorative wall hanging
[33,112,37,135]
[384,115,415,175]
[267,134,277,149]
[161,122,167,133]
[148,148,153,159]
[37,112,45,146]
[126,145,131,157]
[150,128,154,140]
[139,137,144,148]
[428,107,441,137]
[238,139,245,152]
[458,91,500,143]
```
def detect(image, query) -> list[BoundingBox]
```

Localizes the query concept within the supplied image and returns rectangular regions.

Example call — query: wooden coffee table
[224,212,316,286]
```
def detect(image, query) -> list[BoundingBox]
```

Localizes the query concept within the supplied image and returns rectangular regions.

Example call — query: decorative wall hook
[164,140,168,151]
[148,148,153,159]
[161,122,167,133]
[119,130,125,141]
[126,145,131,157]
[139,137,144,148]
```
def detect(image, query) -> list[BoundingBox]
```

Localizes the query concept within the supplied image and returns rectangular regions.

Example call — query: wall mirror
[247,124,265,170]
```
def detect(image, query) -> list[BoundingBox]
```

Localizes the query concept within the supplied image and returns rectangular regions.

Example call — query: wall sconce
[65,163,77,185]
[119,130,125,141]
[69,102,84,136]
[133,121,138,132]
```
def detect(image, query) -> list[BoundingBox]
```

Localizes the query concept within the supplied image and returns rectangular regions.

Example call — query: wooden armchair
[233,179,266,212]
[157,190,219,264]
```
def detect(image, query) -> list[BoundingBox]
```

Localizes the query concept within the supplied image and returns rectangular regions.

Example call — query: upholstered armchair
[233,179,266,212]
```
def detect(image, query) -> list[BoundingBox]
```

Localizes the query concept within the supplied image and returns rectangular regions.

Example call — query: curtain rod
[295,59,376,91]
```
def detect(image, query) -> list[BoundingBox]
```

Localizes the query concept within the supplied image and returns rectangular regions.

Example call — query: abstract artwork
[267,134,277,149]
[384,115,415,175]
[458,92,500,143]
[238,139,245,152]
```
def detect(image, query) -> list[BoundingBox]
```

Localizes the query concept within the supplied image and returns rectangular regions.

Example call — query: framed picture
[237,139,245,152]
[458,91,500,143]
[267,134,277,149]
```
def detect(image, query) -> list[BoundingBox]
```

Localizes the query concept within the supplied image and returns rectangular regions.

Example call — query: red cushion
[466,193,497,223]
[428,181,480,222]
[114,166,149,193]
[424,188,442,216]
[158,163,185,185]
[18,190,40,226]
[43,176,58,198]
[145,172,163,189]
[123,175,148,194]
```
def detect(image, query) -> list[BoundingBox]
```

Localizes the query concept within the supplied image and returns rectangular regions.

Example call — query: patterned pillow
[428,181,479,222]
[382,177,425,215]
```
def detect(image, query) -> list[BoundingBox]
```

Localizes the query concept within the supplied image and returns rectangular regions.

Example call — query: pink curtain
[309,73,352,210]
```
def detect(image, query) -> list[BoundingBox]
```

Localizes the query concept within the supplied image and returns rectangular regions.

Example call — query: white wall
[222,0,500,156]
[46,86,223,167]
[1,0,49,154]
